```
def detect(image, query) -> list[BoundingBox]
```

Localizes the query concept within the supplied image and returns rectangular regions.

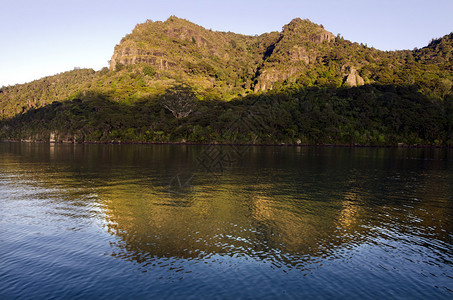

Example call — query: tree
[142,65,156,77]
[160,85,198,119]
[115,62,125,71]
[438,78,452,98]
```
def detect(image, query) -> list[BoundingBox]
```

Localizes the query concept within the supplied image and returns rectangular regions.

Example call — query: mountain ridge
[108,16,343,93]
[106,16,452,95]
[0,16,452,146]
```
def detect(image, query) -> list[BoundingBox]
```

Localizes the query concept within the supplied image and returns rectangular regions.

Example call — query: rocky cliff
[105,16,452,96]
[108,16,273,95]
[109,17,360,94]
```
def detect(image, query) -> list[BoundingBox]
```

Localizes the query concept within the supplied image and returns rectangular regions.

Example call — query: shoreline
[1,139,451,149]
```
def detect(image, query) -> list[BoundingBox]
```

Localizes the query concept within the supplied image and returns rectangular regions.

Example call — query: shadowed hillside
[1,85,452,146]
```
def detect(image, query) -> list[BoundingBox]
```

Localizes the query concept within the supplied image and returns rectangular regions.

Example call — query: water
[0,142,452,299]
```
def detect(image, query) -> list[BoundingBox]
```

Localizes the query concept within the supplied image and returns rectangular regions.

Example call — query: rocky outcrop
[310,32,335,43]
[282,18,335,43]
[343,66,365,87]
[108,16,234,71]
[254,67,300,92]
[252,18,336,91]
[108,16,373,93]
[290,46,315,63]
[109,47,176,70]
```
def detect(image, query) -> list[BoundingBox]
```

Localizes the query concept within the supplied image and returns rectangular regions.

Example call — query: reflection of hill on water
[1,142,451,270]
[101,170,441,269]
[97,148,453,269]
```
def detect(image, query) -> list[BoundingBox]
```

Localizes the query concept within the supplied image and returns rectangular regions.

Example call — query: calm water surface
[0,142,452,299]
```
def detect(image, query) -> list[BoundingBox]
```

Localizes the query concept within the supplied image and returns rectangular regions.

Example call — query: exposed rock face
[109,16,338,93]
[310,32,335,43]
[110,47,176,70]
[109,16,241,72]
[281,18,335,44]
[343,66,365,87]
[290,46,314,64]
[255,68,298,91]
[49,132,56,143]
[253,18,336,91]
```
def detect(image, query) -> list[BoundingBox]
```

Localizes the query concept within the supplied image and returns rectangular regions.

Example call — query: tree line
[1,84,452,147]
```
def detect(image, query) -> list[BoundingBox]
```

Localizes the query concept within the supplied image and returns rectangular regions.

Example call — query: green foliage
[160,84,198,119]
[142,65,156,77]
[1,84,451,146]
[0,69,96,119]
[115,63,125,71]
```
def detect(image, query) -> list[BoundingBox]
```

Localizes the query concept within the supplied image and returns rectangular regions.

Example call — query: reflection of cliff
[1,142,451,269]
[101,151,453,268]
[103,183,221,262]
[338,190,363,228]
[101,175,370,266]
[249,182,370,257]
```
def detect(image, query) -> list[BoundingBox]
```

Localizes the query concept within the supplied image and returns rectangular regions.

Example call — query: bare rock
[309,32,335,44]
[343,66,364,87]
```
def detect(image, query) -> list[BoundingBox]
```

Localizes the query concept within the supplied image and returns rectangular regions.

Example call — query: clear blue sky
[1,0,452,87]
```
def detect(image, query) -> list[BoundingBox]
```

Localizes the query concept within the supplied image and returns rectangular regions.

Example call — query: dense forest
[1,17,452,146]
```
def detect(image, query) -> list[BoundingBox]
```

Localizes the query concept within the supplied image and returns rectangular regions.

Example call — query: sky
[1,0,452,87]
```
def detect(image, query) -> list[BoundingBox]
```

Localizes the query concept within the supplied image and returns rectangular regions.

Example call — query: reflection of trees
[102,177,370,268]
[403,171,452,241]
[104,181,244,259]
[100,147,453,269]
[2,142,451,270]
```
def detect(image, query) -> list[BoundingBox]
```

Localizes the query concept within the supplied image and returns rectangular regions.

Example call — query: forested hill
[0,17,452,146]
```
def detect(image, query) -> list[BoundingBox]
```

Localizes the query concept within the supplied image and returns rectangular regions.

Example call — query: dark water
[0,142,452,299]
